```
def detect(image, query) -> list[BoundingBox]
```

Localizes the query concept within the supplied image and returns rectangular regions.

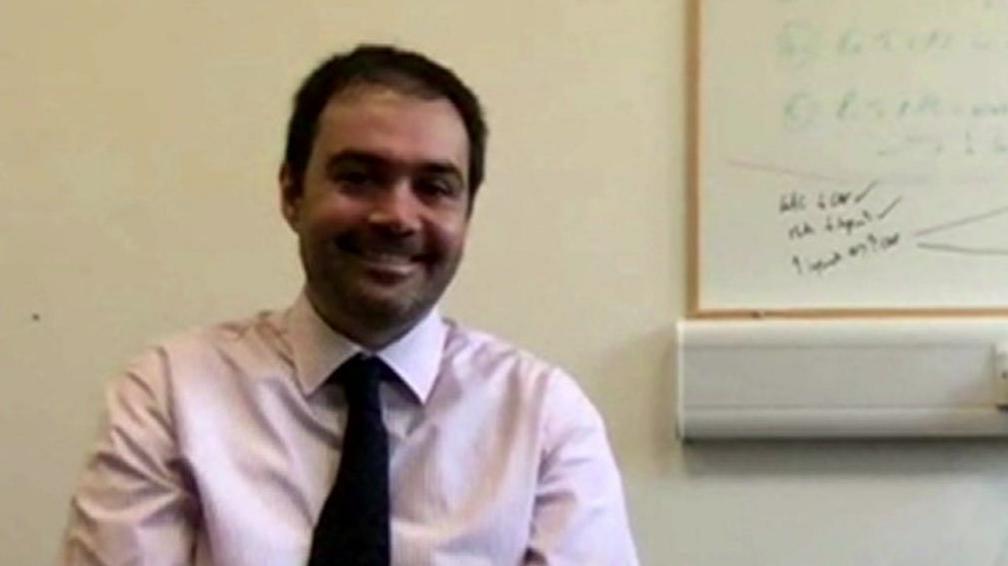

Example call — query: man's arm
[524,373,639,566]
[62,348,198,565]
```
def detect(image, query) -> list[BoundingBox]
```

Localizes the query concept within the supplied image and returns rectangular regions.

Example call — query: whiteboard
[695,0,1008,315]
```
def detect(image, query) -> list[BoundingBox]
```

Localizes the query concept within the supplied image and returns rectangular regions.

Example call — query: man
[63,45,638,565]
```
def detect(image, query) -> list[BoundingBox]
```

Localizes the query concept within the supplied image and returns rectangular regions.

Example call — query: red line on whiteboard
[726,158,855,184]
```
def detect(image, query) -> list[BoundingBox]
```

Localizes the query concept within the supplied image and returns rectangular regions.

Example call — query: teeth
[359,251,412,265]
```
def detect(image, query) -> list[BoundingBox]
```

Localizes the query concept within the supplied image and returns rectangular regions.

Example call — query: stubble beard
[301,239,462,345]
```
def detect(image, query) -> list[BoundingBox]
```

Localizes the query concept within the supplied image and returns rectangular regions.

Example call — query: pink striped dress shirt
[63,293,639,565]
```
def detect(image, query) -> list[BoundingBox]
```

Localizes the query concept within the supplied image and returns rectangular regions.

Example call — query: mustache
[332,229,424,257]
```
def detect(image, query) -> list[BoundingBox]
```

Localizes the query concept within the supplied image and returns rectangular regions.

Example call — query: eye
[415,176,462,200]
[332,168,377,191]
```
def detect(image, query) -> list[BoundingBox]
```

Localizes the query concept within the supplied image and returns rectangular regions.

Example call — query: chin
[349,290,426,327]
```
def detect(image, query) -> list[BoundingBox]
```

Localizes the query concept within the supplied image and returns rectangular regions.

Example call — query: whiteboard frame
[686,0,1008,319]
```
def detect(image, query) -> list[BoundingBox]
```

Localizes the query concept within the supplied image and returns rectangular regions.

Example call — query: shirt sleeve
[62,347,199,566]
[524,371,640,566]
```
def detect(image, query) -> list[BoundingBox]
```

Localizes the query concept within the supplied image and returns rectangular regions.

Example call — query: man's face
[282,85,471,346]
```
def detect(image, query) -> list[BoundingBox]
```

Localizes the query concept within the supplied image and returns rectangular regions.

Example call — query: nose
[366,179,420,235]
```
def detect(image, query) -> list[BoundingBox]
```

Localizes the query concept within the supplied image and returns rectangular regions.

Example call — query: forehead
[312,86,469,174]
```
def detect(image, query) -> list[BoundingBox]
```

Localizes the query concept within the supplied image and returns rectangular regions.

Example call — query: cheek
[301,199,360,237]
[437,223,467,259]
[431,216,469,252]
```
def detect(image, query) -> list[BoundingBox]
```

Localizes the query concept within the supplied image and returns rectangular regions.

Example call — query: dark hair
[283,45,488,198]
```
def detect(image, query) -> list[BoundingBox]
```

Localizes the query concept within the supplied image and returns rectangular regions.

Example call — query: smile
[349,249,421,278]
[358,250,414,265]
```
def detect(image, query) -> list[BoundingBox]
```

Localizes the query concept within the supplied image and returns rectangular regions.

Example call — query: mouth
[339,243,423,281]
[357,249,416,268]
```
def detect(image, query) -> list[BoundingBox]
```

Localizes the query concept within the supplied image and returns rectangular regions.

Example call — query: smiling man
[63,45,639,566]
[284,81,471,351]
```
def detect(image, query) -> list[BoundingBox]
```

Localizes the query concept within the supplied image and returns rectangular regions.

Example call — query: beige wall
[3,2,1007,564]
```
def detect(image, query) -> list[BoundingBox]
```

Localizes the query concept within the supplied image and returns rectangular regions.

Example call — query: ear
[279,163,301,228]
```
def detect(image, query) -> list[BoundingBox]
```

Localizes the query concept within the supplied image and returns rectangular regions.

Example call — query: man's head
[282,45,487,203]
[280,46,487,349]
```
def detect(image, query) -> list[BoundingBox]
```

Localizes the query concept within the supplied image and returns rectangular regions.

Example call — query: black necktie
[309,355,391,566]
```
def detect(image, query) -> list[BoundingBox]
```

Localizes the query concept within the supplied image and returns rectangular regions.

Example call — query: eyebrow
[325,150,465,183]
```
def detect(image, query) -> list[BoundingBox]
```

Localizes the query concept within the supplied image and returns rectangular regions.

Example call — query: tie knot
[334,355,388,411]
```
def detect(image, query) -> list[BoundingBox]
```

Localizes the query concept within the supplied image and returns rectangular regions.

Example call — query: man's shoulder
[440,319,593,404]
[121,307,290,385]
[441,319,557,376]
[155,307,285,354]
[440,319,608,443]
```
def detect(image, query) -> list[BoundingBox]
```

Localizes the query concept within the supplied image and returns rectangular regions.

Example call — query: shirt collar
[284,291,446,403]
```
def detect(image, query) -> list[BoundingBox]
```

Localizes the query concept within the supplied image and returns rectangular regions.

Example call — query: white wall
[2,2,1007,564]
